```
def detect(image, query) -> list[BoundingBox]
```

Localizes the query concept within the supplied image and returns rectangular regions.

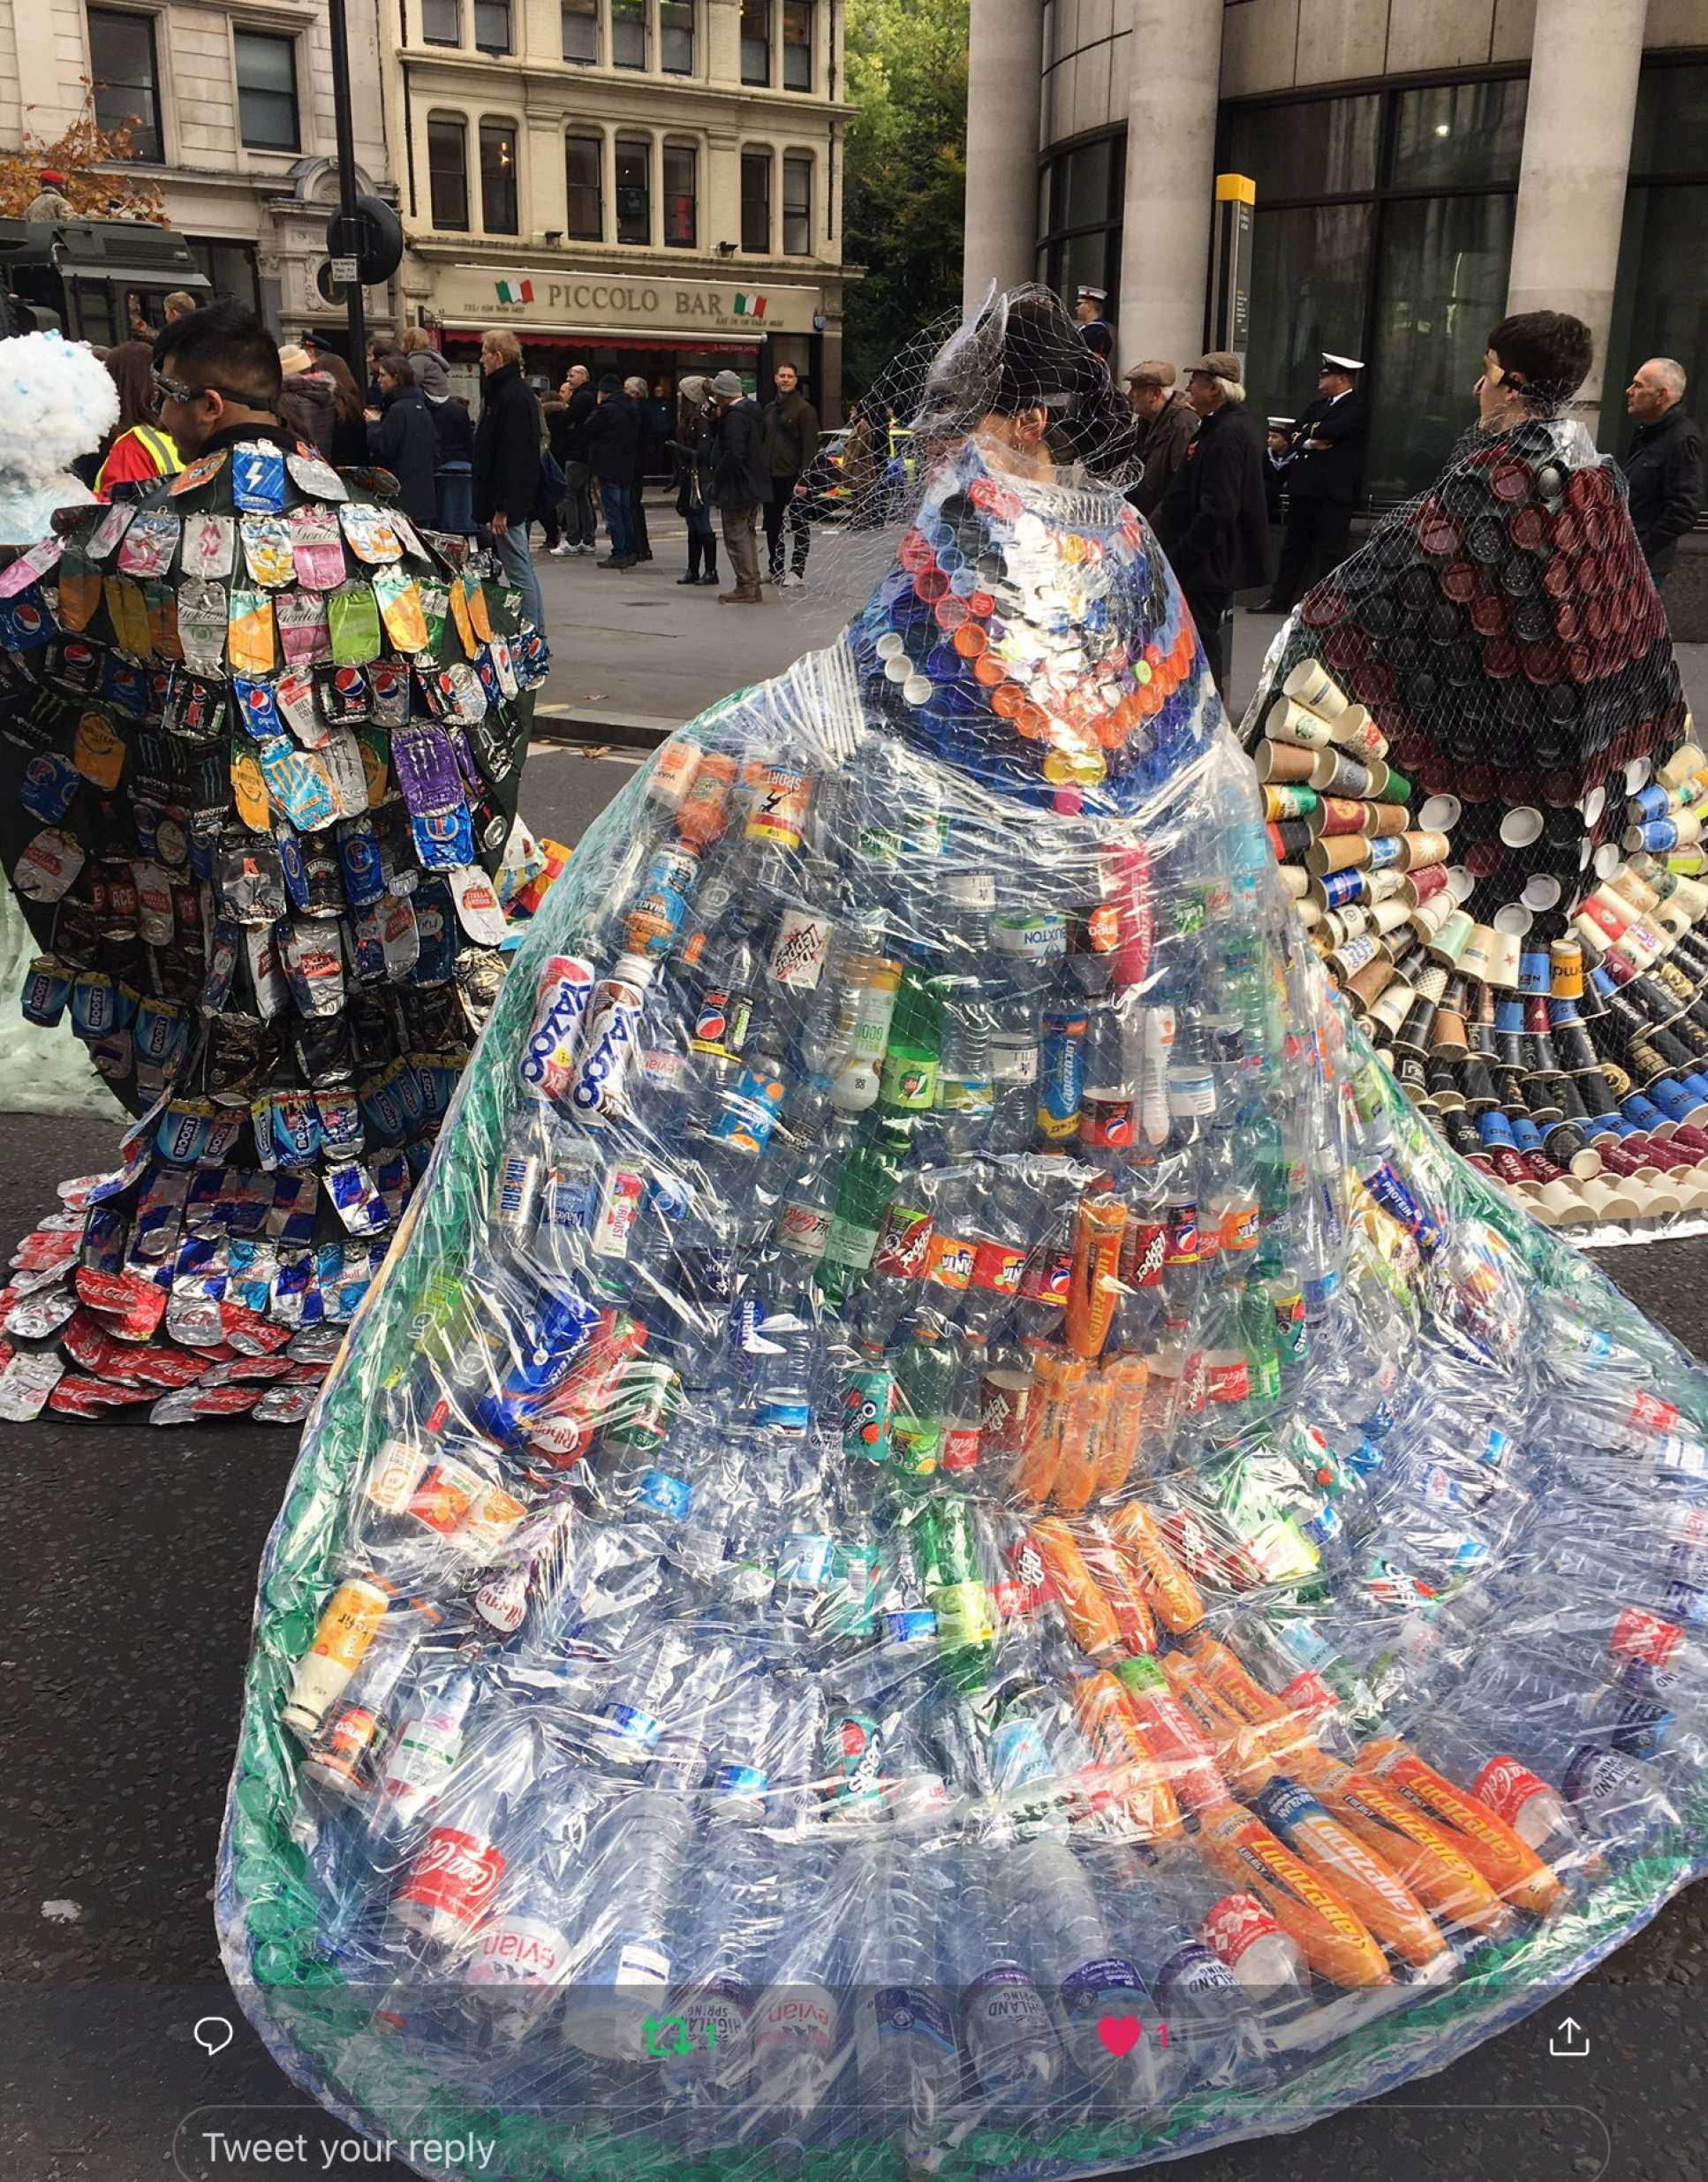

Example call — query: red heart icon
[1097,2014,1142,2058]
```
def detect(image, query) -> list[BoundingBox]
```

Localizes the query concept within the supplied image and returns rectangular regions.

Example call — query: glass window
[428,115,469,230]
[1603,180,1708,452]
[1387,79,1527,191]
[421,0,460,42]
[612,0,646,68]
[616,133,651,243]
[1629,60,1708,177]
[741,0,769,85]
[187,237,261,314]
[87,9,162,161]
[741,148,770,253]
[562,0,597,61]
[661,0,693,72]
[782,153,810,255]
[1366,192,1515,497]
[1225,95,1380,201]
[567,130,602,238]
[234,31,299,152]
[480,118,518,232]
[782,0,811,90]
[663,142,697,247]
[1244,201,1375,443]
[473,0,510,51]
[1062,138,1112,231]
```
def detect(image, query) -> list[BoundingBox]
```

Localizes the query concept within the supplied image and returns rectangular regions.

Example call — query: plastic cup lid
[1498,806,1543,848]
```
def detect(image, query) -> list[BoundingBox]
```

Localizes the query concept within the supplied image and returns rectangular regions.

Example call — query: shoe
[719,586,765,603]
[782,571,805,588]
[700,569,719,586]
[576,542,594,555]
[677,571,701,585]
[597,554,622,567]
[548,542,571,558]
[639,552,654,563]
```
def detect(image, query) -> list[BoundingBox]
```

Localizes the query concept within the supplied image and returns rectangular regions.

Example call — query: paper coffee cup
[1282,658,1348,722]
[1307,834,1372,875]
[1266,697,1337,750]
[1257,741,1316,784]
[1659,742,1706,791]
[1458,924,1498,981]
[1498,806,1543,848]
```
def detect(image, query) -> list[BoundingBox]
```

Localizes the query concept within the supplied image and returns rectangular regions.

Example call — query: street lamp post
[326,0,367,375]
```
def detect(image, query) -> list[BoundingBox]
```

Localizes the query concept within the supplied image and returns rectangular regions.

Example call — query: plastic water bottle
[743,1838,850,2142]
[949,1851,1061,2108]
[1109,1852,1265,2093]
[1013,1832,1169,2106]
[848,1841,961,2148]
[560,1783,694,2061]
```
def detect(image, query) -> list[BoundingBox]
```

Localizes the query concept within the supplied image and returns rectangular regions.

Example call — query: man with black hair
[1478,311,1595,417]
[585,373,641,570]
[150,301,289,464]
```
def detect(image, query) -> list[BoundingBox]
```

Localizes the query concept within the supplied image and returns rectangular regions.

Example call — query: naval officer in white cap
[1073,285,1114,366]
[1253,349,1367,615]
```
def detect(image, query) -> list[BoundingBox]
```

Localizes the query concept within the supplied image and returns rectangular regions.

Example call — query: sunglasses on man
[151,367,247,406]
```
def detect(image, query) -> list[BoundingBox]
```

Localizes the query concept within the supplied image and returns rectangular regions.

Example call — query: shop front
[422,261,839,422]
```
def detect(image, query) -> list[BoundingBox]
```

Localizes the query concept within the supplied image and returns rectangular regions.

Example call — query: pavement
[4,549,1708,2178]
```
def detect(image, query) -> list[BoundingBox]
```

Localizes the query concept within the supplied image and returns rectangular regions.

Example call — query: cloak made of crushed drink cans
[1240,414,1707,1246]
[218,424,1708,2181]
[0,440,548,1424]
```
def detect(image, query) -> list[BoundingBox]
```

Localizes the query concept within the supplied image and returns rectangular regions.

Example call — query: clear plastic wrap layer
[218,427,1708,2182]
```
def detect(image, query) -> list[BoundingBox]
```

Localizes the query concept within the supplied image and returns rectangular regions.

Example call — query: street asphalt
[4,553,1708,2180]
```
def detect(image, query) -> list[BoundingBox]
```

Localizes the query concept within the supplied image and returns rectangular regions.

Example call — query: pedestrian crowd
[1064,277,1704,700]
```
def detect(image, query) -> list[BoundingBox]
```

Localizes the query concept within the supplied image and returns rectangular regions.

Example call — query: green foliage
[842,0,971,395]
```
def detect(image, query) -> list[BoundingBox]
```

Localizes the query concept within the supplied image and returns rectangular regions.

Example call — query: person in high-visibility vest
[93,339,183,497]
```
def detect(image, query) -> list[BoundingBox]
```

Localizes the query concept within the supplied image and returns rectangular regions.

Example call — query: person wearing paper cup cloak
[0,301,548,1422]
[1243,310,1707,1237]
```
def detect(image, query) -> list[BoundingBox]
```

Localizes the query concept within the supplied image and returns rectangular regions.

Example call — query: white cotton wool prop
[0,330,118,542]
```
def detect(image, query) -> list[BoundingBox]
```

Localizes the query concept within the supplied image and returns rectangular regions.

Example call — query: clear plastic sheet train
[218,294,1708,2179]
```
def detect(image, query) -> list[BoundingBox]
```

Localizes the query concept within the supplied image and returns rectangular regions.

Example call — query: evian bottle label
[466,1914,571,1989]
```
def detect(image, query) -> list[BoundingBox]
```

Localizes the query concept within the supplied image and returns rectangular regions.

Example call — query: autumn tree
[0,91,166,223]
[842,0,970,395]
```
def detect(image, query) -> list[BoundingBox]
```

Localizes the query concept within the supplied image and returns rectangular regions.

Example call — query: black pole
[327,0,367,376]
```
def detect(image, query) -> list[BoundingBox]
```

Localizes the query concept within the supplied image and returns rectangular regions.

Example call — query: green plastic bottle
[878,966,942,1116]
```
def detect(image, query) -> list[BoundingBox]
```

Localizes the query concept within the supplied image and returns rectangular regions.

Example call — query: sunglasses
[151,367,245,406]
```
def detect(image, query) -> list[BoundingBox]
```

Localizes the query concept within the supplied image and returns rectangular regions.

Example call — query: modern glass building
[965,0,1708,504]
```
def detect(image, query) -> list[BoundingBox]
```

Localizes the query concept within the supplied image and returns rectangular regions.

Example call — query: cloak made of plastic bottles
[218,420,1708,2182]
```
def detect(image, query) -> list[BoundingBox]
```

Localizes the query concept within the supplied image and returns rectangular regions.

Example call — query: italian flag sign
[733,292,767,318]
[495,277,534,306]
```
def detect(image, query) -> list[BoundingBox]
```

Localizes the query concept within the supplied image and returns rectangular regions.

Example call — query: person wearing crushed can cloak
[215,283,1708,2182]
[0,301,548,1424]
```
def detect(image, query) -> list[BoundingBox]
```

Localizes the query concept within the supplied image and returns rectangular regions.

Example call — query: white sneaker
[781,571,805,588]
[577,542,595,554]
[548,542,571,557]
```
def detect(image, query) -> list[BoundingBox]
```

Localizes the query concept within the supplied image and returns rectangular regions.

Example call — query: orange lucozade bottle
[1092,1350,1150,1499]
[1150,1655,1448,1973]
[1046,1371,1113,1511]
[1105,1498,1205,1634]
[1100,1656,1390,1989]
[1070,1668,1185,1846]
[1186,1632,1544,1931]
[1027,1516,1122,1657]
[1007,1350,1084,1503]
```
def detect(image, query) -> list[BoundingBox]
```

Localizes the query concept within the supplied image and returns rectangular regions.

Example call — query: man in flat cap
[1154,352,1271,696]
[1074,286,1114,366]
[1254,350,1366,615]
[1122,360,1198,520]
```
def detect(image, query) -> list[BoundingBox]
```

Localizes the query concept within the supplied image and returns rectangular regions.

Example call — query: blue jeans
[601,480,634,561]
[435,462,473,534]
[491,521,545,635]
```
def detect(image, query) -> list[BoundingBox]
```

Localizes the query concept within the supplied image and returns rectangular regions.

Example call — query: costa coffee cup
[1282,658,1348,721]
[1404,863,1451,908]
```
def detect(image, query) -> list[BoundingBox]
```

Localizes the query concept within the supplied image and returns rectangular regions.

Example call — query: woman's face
[378,367,400,398]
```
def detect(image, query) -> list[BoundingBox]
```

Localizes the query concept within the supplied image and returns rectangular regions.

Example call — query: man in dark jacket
[583,374,642,570]
[550,363,598,553]
[1620,358,1704,591]
[1257,351,1365,614]
[1155,351,1273,696]
[760,362,820,586]
[472,327,545,635]
[365,350,438,528]
[1122,360,1197,520]
[709,369,772,604]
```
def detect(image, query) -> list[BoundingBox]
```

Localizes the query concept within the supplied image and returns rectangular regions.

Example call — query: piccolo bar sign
[445,267,824,334]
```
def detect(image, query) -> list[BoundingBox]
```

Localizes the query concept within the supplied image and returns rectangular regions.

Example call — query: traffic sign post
[326,0,367,373]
